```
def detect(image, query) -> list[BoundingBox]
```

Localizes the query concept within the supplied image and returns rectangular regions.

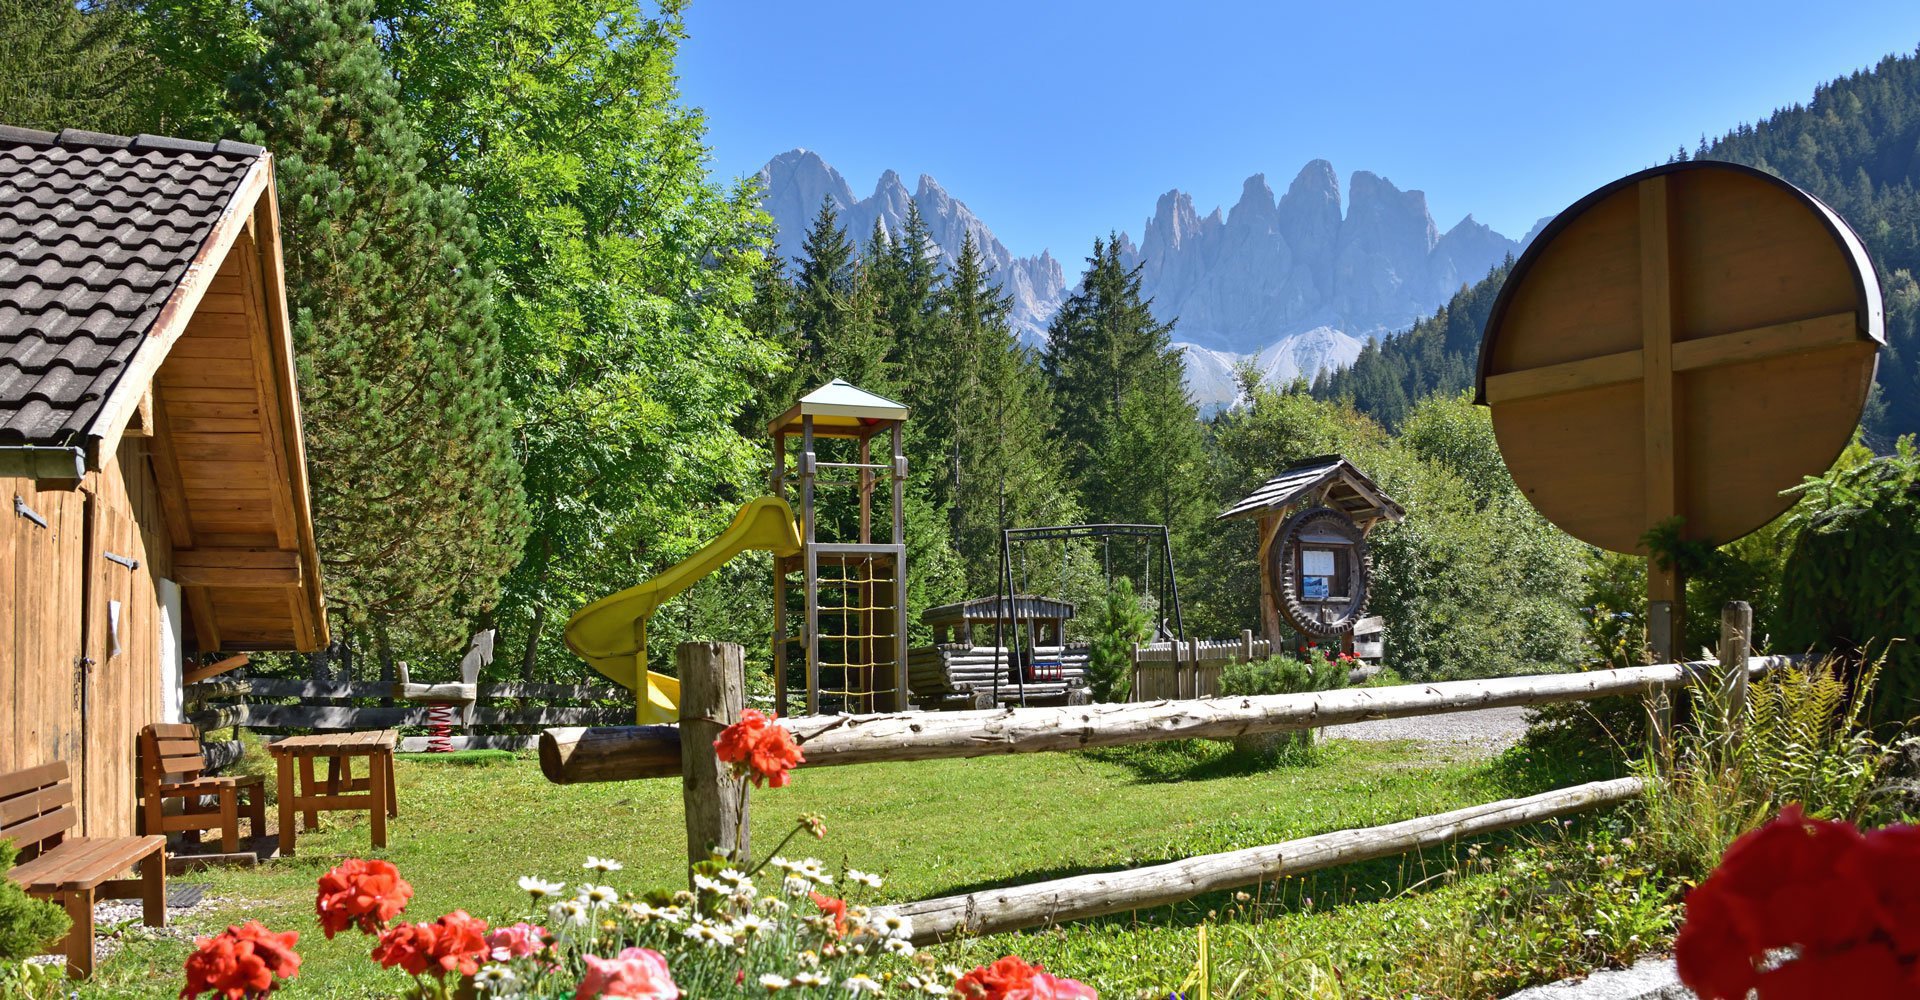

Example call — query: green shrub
[1776,436,1920,724]
[1086,578,1151,702]
[0,841,68,962]
[1217,650,1348,762]
[1218,649,1347,697]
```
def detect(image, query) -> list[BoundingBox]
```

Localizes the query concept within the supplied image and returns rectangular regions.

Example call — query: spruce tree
[1042,235,1204,529]
[229,0,526,652]
[792,197,892,390]
[937,234,1075,588]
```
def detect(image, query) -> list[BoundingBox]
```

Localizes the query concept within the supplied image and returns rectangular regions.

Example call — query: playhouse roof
[1218,454,1405,526]
[922,594,1076,627]
[767,378,909,438]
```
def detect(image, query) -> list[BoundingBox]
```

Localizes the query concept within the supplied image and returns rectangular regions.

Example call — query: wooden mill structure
[769,380,911,716]
[1218,455,1403,651]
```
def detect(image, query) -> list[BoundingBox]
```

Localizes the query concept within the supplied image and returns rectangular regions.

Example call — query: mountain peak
[1229,173,1277,227]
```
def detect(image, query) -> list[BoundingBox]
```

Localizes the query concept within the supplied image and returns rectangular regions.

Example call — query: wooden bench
[2,762,166,978]
[139,722,267,855]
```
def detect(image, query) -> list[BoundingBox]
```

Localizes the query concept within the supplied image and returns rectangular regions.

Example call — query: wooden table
[268,731,398,856]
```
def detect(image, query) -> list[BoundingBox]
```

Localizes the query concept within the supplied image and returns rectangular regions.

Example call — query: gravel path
[1322,704,1532,756]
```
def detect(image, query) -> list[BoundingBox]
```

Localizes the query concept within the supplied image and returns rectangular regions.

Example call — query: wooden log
[894,777,1643,945]
[184,677,250,705]
[187,704,245,731]
[541,657,1801,784]
[679,642,747,867]
[393,681,477,702]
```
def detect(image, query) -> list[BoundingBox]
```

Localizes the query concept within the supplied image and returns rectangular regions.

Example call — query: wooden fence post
[1645,600,1676,763]
[679,641,747,870]
[1187,638,1202,700]
[1240,629,1255,664]
[1130,642,1141,702]
[1718,601,1752,746]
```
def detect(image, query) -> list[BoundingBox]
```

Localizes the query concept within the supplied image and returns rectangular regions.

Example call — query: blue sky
[679,1,1920,260]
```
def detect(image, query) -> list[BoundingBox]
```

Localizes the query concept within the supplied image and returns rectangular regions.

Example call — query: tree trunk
[521,603,545,682]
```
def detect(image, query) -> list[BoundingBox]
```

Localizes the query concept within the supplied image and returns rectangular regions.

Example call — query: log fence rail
[549,602,1775,944]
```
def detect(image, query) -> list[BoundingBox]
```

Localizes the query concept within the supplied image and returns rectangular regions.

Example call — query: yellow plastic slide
[564,497,803,724]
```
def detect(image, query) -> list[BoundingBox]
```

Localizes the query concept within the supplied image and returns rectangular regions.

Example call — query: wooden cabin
[908,595,1091,709]
[0,126,327,838]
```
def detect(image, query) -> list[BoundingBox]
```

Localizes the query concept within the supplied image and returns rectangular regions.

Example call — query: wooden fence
[186,676,633,752]
[541,601,1785,945]
[1131,618,1385,700]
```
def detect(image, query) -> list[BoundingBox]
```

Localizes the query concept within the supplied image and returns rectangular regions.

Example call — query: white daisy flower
[845,868,882,889]
[883,937,915,956]
[769,856,800,874]
[582,856,624,873]
[517,876,565,898]
[905,976,950,996]
[758,973,791,991]
[759,896,791,914]
[797,950,821,968]
[784,875,813,897]
[869,910,913,939]
[693,873,725,894]
[797,859,833,885]
[547,899,590,927]
[732,913,774,938]
[657,904,687,924]
[576,884,618,909]
[792,971,827,987]
[621,901,664,922]
[843,975,883,995]
[682,922,736,949]
[474,964,517,990]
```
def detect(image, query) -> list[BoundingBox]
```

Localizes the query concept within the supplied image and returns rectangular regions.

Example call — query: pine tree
[229,0,526,652]
[934,234,1075,588]
[1042,235,1204,529]
[792,198,892,390]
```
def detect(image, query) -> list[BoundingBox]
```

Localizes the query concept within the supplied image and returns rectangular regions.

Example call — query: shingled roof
[1218,454,1406,525]
[0,125,265,464]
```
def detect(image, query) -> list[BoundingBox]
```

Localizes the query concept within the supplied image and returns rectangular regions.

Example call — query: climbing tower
[769,380,910,716]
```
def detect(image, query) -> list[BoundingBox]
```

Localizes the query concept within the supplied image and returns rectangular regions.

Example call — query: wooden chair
[138,723,266,854]
[2,761,166,979]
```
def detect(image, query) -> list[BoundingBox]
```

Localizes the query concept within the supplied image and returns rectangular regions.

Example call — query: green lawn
[71,738,1648,999]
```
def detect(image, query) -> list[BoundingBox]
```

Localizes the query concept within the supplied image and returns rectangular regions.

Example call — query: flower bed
[176,712,1096,999]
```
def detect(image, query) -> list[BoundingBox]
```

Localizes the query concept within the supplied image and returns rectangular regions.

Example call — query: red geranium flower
[315,858,414,938]
[953,955,1097,999]
[810,890,849,937]
[1676,805,1920,1000]
[713,708,805,788]
[181,922,300,999]
[371,910,490,978]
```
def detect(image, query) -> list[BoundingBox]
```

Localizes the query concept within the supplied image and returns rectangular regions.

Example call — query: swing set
[990,523,1186,706]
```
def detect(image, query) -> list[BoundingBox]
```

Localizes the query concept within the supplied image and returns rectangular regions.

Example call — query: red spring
[426,703,457,753]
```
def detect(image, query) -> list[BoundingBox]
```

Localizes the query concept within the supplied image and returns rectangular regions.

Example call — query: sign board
[1271,506,1371,640]
[1476,160,1883,653]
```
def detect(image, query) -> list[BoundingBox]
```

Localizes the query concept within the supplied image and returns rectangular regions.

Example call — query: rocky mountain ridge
[755,150,1524,409]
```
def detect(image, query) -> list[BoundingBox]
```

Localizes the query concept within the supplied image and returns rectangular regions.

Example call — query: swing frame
[991,523,1186,706]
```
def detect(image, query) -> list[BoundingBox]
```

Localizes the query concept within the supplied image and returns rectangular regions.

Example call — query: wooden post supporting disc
[1477,161,1883,660]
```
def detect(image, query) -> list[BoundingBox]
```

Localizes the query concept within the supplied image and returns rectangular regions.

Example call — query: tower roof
[768,378,909,437]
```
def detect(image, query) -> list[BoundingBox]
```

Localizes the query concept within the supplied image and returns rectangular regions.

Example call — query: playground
[5,141,1916,1000]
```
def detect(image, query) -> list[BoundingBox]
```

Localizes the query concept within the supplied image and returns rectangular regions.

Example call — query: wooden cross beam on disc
[1476,161,1883,657]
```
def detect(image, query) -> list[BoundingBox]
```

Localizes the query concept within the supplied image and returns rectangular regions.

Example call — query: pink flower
[486,922,549,962]
[575,947,677,1000]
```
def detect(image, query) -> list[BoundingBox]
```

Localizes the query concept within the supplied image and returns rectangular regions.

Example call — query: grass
[71,736,1648,998]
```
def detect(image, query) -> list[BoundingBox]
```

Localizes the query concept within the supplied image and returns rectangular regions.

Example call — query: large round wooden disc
[1476,161,1884,552]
